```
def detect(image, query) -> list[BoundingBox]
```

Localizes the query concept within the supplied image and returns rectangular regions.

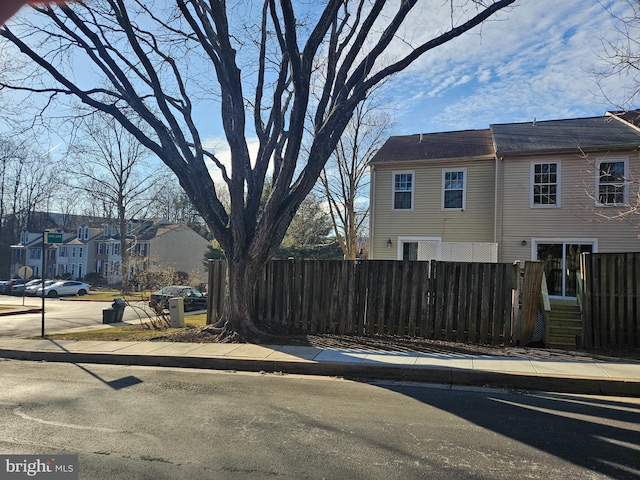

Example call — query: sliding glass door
[535,241,594,297]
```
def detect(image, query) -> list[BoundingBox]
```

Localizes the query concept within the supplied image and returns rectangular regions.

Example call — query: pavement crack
[12,407,161,444]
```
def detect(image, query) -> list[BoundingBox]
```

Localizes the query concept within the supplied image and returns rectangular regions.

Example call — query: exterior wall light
[387,238,392,248]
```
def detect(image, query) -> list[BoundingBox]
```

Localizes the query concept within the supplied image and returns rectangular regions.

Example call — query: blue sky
[2,0,636,181]
[199,0,637,182]
[385,0,635,135]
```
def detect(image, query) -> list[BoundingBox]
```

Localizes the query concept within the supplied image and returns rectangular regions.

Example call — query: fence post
[521,261,544,346]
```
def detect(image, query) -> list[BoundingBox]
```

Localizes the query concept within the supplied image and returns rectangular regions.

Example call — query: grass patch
[0,305,18,311]
[82,290,148,301]
[43,313,208,341]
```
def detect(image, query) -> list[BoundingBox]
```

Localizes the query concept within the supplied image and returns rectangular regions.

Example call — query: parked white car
[25,280,57,296]
[34,280,90,297]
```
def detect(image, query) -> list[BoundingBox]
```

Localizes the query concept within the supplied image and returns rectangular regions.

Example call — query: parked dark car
[149,286,207,312]
[3,279,27,294]
[11,279,44,296]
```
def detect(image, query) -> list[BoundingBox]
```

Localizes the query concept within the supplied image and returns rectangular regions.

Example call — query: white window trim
[392,170,415,212]
[595,157,628,207]
[396,236,441,260]
[441,168,467,211]
[530,161,561,208]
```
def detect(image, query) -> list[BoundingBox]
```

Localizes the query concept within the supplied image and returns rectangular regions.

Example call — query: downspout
[494,155,503,261]
[369,165,376,259]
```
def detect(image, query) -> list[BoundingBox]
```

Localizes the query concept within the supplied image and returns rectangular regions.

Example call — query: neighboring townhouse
[9,219,210,284]
[98,219,210,284]
[12,229,75,278]
[140,221,210,276]
[56,225,103,279]
[369,112,640,299]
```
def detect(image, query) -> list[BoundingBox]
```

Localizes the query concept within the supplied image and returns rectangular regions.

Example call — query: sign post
[41,231,63,337]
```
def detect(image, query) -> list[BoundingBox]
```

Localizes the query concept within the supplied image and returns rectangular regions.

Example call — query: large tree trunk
[212,257,270,343]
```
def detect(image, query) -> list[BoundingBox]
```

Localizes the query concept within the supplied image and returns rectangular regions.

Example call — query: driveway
[0,295,154,338]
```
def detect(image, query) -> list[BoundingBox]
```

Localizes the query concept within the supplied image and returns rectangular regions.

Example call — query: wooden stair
[546,299,583,349]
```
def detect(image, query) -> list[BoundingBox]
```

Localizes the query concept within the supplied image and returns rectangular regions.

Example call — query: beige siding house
[98,219,210,284]
[370,112,640,298]
[370,129,498,262]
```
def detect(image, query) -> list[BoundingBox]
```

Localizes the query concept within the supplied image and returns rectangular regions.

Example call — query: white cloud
[384,0,636,134]
[202,136,265,186]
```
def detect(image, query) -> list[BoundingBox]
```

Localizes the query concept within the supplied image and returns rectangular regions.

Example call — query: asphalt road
[1,360,639,479]
[0,295,155,337]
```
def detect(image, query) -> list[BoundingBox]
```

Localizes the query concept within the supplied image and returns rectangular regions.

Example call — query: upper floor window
[79,247,83,258]
[442,169,466,210]
[531,162,560,207]
[597,158,627,206]
[393,171,414,211]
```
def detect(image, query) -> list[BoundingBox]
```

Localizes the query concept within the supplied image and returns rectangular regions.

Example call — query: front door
[535,241,594,297]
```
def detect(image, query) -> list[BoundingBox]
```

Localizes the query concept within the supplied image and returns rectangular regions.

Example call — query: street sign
[17,266,33,279]
[45,232,63,244]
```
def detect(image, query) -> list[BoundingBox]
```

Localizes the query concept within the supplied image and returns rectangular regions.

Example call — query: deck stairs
[546,299,583,349]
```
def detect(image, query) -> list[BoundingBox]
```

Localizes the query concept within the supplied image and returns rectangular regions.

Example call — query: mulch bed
[154,324,640,362]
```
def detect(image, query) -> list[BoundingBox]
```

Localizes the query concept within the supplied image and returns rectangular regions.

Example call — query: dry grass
[84,290,148,301]
[43,313,208,341]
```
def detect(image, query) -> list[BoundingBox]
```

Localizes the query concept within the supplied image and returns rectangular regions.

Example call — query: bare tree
[153,181,208,236]
[319,96,392,259]
[0,136,26,276]
[0,0,516,340]
[0,134,60,276]
[592,1,640,225]
[596,0,640,109]
[65,112,169,292]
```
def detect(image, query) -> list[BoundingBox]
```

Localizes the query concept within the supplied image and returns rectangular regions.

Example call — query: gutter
[496,144,640,157]
[368,154,496,166]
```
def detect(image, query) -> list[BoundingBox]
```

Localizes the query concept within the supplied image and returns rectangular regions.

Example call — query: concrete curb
[1,348,638,397]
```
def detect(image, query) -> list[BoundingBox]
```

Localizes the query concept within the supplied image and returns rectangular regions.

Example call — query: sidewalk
[0,338,639,396]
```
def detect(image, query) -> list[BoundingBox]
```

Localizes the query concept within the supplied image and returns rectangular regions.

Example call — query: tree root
[200,318,283,344]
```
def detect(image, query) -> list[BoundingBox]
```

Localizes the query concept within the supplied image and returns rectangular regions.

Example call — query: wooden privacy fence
[208,259,520,346]
[580,252,640,348]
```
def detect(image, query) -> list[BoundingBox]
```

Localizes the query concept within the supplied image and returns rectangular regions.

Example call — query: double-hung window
[597,158,627,206]
[442,169,466,210]
[531,162,560,207]
[393,171,414,211]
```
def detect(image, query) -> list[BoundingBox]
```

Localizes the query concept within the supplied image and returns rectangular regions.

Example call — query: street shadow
[375,382,640,479]
[43,338,143,391]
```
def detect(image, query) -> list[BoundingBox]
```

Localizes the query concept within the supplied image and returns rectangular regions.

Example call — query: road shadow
[375,382,640,479]
[44,338,143,391]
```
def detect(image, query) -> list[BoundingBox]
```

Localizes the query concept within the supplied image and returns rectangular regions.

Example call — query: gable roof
[369,129,495,164]
[490,116,640,156]
[608,109,640,129]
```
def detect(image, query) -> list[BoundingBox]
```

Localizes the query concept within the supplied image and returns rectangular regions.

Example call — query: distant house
[96,219,210,284]
[10,219,210,284]
[369,112,640,298]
